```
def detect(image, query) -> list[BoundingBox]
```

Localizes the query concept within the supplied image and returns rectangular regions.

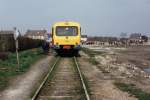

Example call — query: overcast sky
[0,0,150,36]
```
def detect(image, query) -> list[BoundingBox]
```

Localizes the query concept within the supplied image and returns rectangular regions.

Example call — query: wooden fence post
[15,40,20,70]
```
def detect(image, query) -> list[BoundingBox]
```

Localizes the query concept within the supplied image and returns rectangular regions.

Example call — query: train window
[56,26,78,36]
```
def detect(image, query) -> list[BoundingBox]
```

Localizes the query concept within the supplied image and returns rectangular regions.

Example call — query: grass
[82,47,105,57]
[82,47,111,73]
[114,82,150,100]
[82,47,99,65]
[0,48,45,90]
[90,57,99,65]
[82,47,97,57]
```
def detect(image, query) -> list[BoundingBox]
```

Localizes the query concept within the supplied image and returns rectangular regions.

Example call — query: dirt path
[78,52,137,100]
[37,57,84,100]
[0,56,53,100]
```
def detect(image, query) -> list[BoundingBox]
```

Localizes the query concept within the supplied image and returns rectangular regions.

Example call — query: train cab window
[56,26,78,36]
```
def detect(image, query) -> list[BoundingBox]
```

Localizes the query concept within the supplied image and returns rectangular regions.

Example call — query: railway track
[31,56,90,100]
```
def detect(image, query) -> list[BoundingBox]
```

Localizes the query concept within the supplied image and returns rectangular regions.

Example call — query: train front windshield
[56,26,78,36]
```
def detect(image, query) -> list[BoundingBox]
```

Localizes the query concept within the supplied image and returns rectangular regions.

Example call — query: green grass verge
[114,82,150,100]
[82,47,110,73]
[0,48,45,90]
[81,47,99,65]
[82,47,105,57]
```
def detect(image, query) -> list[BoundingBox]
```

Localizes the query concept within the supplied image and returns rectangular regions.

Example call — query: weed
[114,82,150,100]
[82,47,104,57]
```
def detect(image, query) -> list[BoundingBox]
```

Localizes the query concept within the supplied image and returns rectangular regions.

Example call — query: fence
[0,34,44,52]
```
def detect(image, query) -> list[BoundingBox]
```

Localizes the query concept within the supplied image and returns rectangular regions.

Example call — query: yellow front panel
[54,36,80,45]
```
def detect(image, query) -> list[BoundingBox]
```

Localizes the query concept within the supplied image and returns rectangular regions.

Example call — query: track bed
[35,57,86,100]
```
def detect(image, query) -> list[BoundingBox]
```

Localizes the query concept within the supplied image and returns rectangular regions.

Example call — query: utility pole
[13,27,20,70]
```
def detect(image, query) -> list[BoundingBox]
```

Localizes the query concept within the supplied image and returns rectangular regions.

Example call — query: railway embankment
[0,51,54,100]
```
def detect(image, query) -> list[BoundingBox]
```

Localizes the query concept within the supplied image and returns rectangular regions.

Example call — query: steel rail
[74,57,90,100]
[31,57,60,100]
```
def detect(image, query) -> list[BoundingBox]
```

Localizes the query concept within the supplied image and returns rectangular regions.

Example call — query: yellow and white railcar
[51,21,81,54]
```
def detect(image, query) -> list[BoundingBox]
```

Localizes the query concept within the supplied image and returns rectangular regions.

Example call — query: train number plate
[63,45,71,49]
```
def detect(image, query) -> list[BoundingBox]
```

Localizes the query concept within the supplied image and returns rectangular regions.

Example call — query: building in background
[25,30,47,40]
[81,35,87,42]
[129,33,141,41]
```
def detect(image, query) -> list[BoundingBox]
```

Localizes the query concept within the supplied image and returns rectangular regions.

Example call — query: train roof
[53,21,80,27]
